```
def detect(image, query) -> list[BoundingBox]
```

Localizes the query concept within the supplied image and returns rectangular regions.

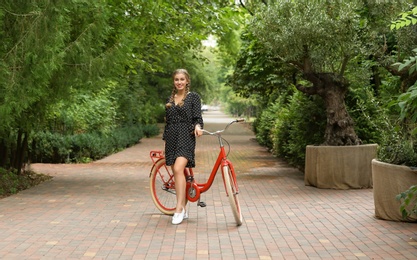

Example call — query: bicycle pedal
[198,201,207,207]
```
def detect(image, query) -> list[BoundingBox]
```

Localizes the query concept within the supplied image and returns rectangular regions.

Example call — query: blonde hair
[166,69,191,108]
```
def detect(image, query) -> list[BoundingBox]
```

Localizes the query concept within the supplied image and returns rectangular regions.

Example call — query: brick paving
[1,111,416,259]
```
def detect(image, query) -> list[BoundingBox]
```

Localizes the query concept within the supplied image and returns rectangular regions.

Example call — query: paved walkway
[1,111,416,259]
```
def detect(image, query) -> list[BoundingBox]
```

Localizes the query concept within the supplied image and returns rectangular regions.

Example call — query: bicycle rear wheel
[222,164,243,226]
[149,158,176,215]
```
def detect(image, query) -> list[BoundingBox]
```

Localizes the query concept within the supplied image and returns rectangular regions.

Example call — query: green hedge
[254,85,387,170]
[254,93,326,169]
[29,124,159,163]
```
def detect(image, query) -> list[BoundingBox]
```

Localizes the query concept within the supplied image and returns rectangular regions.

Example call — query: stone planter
[372,159,417,222]
[304,144,377,189]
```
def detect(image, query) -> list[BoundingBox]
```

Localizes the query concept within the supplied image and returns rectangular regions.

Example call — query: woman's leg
[172,157,188,213]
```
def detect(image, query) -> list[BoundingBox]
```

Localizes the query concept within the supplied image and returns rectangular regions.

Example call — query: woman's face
[173,73,189,92]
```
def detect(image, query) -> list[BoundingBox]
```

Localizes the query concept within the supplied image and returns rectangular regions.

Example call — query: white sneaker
[172,209,185,225]
[184,211,188,220]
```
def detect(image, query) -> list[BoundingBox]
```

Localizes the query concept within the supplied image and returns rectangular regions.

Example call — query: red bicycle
[149,119,244,226]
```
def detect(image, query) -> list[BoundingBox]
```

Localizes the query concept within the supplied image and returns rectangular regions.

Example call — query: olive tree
[249,0,410,146]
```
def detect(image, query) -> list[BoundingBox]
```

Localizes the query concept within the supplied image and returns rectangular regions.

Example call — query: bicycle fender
[222,159,232,167]
[223,159,239,193]
[149,158,165,178]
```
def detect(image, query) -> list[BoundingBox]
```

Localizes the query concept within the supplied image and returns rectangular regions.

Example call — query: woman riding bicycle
[163,69,204,225]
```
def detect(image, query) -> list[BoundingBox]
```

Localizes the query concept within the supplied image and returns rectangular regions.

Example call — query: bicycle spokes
[150,159,177,215]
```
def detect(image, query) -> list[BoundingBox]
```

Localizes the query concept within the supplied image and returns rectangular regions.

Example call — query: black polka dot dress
[163,92,204,168]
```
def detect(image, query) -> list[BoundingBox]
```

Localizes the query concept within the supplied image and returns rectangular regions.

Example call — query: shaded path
[0,111,416,259]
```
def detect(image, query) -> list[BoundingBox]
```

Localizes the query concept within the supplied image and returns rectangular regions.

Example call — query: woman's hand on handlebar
[194,124,203,137]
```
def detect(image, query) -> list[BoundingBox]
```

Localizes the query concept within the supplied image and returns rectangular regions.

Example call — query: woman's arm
[191,93,204,137]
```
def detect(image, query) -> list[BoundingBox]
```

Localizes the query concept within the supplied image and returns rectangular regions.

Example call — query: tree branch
[239,0,254,16]
[295,83,318,96]
[301,44,314,73]
[339,55,349,77]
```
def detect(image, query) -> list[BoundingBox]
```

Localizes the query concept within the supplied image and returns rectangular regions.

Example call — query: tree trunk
[9,130,29,174]
[320,76,361,146]
[16,132,28,174]
[298,72,361,146]
[0,139,7,167]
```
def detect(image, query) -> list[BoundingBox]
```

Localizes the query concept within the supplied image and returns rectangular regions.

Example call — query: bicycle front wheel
[149,158,176,215]
[222,164,243,226]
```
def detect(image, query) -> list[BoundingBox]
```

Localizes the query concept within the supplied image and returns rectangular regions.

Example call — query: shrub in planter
[373,130,417,221]
[378,135,417,167]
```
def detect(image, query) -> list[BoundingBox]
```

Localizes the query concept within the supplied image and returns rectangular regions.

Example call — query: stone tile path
[0,111,416,259]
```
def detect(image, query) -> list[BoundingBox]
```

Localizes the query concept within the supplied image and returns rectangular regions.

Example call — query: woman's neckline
[174,92,190,106]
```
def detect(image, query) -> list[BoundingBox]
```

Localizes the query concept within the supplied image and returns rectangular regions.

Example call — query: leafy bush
[377,131,417,167]
[254,91,326,169]
[345,84,388,145]
[397,185,417,218]
[253,102,279,150]
[273,92,326,169]
[154,105,166,124]
[142,124,160,138]
[30,131,72,163]
[254,84,388,170]
[29,124,156,163]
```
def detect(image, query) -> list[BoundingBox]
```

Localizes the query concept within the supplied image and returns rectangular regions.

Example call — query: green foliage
[388,3,417,221]
[227,30,287,108]
[397,185,417,218]
[30,125,148,163]
[48,84,118,134]
[251,1,365,75]
[0,0,241,171]
[393,48,417,76]
[142,124,161,138]
[253,90,326,169]
[391,6,417,30]
[272,92,326,169]
[0,168,52,197]
[345,83,388,145]
[252,102,280,149]
[220,84,258,118]
[394,47,417,137]
[0,0,130,170]
[0,168,19,195]
[398,84,417,130]
[377,128,417,166]
[253,83,389,169]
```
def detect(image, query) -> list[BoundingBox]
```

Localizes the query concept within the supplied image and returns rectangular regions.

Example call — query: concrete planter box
[304,144,377,189]
[372,159,417,222]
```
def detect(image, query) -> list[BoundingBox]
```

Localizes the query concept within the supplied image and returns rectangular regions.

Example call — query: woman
[163,69,204,225]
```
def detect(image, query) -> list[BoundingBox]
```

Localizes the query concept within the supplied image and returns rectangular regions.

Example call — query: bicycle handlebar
[202,118,245,136]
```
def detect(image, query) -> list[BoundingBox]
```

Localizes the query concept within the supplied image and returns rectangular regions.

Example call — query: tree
[0,0,243,172]
[0,1,127,171]
[244,0,410,145]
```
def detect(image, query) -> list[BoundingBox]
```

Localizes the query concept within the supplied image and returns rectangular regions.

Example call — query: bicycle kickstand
[197,199,207,207]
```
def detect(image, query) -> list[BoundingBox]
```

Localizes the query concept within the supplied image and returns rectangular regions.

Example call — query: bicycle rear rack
[150,150,164,163]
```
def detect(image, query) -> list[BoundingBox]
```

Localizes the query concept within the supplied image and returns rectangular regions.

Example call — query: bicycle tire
[149,158,176,215]
[222,164,243,226]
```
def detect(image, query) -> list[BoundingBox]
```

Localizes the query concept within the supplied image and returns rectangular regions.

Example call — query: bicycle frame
[149,121,241,203]
[149,119,244,225]
[149,144,239,203]
[189,135,238,196]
